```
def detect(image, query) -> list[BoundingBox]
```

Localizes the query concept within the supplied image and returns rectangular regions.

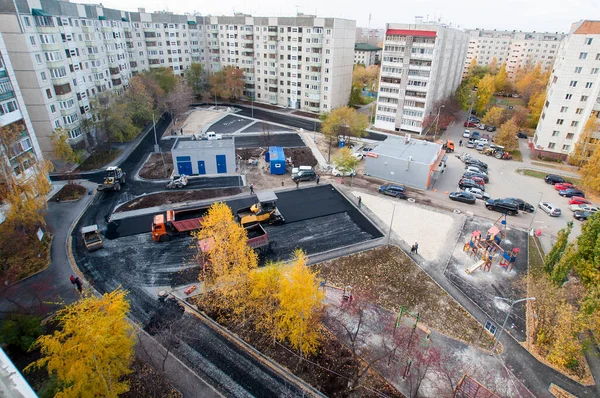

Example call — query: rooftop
[172,137,234,151]
[354,43,382,52]
[372,137,442,165]
[572,20,600,35]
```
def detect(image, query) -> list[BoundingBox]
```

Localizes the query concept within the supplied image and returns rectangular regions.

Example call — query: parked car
[505,198,535,213]
[569,204,598,212]
[538,202,562,217]
[462,171,489,183]
[468,116,480,123]
[379,184,407,199]
[292,169,316,181]
[466,139,475,148]
[331,167,356,177]
[464,121,478,128]
[464,158,488,170]
[361,147,374,153]
[545,174,565,185]
[464,187,491,200]
[486,126,496,132]
[574,210,594,221]
[568,196,591,205]
[554,182,575,191]
[516,132,528,139]
[467,176,486,186]
[481,133,490,141]
[352,152,364,160]
[459,178,485,190]
[559,188,585,198]
[449,191,477,204]
[466,165,488,175]
[485,199,519,216]
[463,129,472,138]
[475,138,489,145]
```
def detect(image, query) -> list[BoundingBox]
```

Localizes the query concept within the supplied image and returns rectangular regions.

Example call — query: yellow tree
[527,91,546,128]
[277,249,324,357]
[546,302,583,374]
[494,118,519,151]
[475,74,495,114]
[569,116,599,166]
[365,65,380,92]
[26,289,135,397]
[352,64,366,87]
[321,107,369,161]
[489,57,499,74]
[482,106,506,127]
[194,202,258,318]
[248,264,283,343]
[494,62,508,92]
[332,147,360,178]
[467,57,477,76]
[50,127,80,164]
[580,145,600,194]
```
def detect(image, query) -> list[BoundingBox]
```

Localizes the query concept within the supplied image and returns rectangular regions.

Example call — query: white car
[331,167,356,177]
[464,187,490,200]
[477,124,487,130]
[465,165,488,175]
[569,204,598,212]
[463,129,472,138]
[475,138,489,146]
[539,202,562,217]
[352,152,364,160]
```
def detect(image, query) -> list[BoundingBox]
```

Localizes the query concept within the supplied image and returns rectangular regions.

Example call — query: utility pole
[492,297,536,354]
[153,112,159,153]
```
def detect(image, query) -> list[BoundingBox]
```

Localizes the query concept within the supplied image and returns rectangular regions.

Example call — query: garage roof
[172,137,235,151]
[372,137,441,165]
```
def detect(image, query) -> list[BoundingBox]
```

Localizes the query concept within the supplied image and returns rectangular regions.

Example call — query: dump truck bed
[168,207,210,232]
[245,224,269,250]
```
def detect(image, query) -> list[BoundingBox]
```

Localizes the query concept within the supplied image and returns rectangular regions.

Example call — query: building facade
[0,0,355,160]
[354,43,381,66]
[463,29,565,79]
[374,23,468,134]
[171,137,236,176]
[532,21,600,160]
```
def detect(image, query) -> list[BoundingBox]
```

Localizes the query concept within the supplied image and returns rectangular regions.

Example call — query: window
[565,94,572,100]
[574,67,582,73]
[23,16,30,27]
[585,38,593,45]
[579,52,587,59]
[49,104,56,113]
[581,95,589,101]
[560,106,568,112]
[562,144,570,151]
[46,89,52,99]
[552,131,560,137]
[576,108,583,114]
[585,82,593,88]
[566,133,575,139]
[548,142,556,149]
[569,80,577,87]
[556,119,564,125]
[40,71,47,81]
[592,68,600,74]
[54,120,60,128]
[571,121,579,127]
[29,36,36,46]
[35,54,42,64]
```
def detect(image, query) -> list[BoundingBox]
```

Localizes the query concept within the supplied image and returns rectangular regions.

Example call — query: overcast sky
[95,0,598,33]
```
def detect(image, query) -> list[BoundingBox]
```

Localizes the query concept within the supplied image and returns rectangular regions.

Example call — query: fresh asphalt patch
[235,133,305,148]
[206,115,254,134]
[239,121,294,134]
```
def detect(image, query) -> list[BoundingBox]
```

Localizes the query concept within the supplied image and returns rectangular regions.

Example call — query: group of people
[410,242,419,255]
[69,275,83,293]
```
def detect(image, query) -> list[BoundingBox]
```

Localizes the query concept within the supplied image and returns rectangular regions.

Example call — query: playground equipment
[463,215,520,274]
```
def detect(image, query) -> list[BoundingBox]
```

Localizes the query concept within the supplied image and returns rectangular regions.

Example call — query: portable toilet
[268,146,286,175]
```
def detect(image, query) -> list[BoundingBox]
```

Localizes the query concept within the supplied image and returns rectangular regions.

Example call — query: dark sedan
[559,188,585,198]
[449,191,477,204]
[486,126,496,132]
[545,174,565,185]
[574,210,594,221]
[517,132,528,139]
[506,198,535,213]
[459,178,485,191]
[463,171,489,183]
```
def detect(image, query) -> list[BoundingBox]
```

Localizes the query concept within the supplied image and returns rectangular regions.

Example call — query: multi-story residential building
[0,32,43,224]
[463,29,565,79]
[532,20,600,160]
[374,23,468,134]
[354,43,381,66]
[0,1,355,160]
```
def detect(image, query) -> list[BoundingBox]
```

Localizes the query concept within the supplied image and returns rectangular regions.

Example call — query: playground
[445,215,529,343]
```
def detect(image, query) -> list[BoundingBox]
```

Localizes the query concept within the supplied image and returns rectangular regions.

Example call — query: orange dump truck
[197,223,271,254]
[152,206,211,242]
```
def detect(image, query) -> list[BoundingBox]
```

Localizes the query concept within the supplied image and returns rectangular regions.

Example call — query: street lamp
[386,204,397,247]
[492,297,536,353]
[528,192,544,232]
[152,112,159,153]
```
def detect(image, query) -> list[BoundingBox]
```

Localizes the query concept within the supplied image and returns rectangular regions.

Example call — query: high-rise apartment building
[374,23,468,134]
[354,43,381,66]
[0,32,43,224]
[463,29,565,79]
[532,21,600,160]
[0,0,355,160]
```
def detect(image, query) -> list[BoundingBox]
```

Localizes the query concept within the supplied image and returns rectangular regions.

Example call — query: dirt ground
[292,110,320,119]
[115,188,242,212]
[51,183,88,201]
[139,152,174,179]
[316,246,495,351]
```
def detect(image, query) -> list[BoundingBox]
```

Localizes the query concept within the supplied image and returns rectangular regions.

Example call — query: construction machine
[82,225,103,251]
[152,205,211,242]
[236,191,285,226]
[166,174,188,189]
[97,166,126,192]
[436,140,455,153]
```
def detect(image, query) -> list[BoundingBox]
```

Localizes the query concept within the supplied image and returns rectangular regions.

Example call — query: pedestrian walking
[249,184,254,194]
[410,245,415,254]
[358,196,362,208]
[316,174,320,185]
[414,242,419,255]
[296,180,299,189]
[459,140,463,147]
[74,277,83,293]
[69,275,76,286]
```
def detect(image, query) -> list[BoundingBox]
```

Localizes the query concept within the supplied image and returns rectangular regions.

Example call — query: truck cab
[152,214,168,242]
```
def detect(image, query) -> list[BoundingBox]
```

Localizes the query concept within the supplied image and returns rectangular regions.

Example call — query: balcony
[0,70,7,78]
[109,67,120,76]
[410,52,433,60]
[381,71,403,79]
[112,78,122,86]
[0,80,15,101]
[0,109,22,127]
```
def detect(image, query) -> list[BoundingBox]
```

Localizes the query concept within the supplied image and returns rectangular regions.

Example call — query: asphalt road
[207,115,253,134]
[234,133,305,148]
[240,121,294,134]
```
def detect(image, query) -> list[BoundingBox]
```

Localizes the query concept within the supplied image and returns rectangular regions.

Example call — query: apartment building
[0,32,43,223]
[374,23,468,134]
[0,1,355,160]
[532,21,600,160]
[354,43,381,66]
[463,29,565,79]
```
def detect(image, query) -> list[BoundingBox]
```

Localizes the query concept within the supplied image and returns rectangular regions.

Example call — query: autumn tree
[544,222,573,275]
[146,67,177,93]
[348,86,362,106]
[546,302,584,375]
[489,57,499,74]
[482,106,506,127]
[474,74,495,114]
[209,66,245,100]
[527,91,546,128]
[277,249,324,357]
[26,289,135,397]
[165,79,194,124]
[137,71,166,112]
[186,62,205,96]
[50,127,80,164]
[494,118,519,151]
[194,202,258,318]
[467,57,477,76]
[365,65,380,92]
[90,94,138,151]
[248,264,283,343]
[332,147,360,180]
[494,62,508,92]
[569,116,599,166]
[352,64,366,87]
[321,107,369,161]
[580,145,600,193]
[455,81,473,111]
[122,76,154,127]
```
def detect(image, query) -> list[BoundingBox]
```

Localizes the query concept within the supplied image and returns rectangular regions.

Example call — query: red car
[554,182,575,191]
[464,121,478,128]
[467,176,486,186]
[568,196,591,205]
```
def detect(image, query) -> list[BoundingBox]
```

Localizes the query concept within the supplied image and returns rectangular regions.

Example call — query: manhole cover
[407,198,416,203]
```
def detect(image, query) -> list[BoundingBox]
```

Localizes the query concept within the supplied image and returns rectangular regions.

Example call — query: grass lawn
[516,168,581,185]
[494,96,526,107]
[316,246,495,350]
[76,149,122,172]
[510,149,523,161]
[362,95,376,105]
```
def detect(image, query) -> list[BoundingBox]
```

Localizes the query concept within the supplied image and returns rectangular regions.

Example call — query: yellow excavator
[236,191,285,226]
[97,166,126,192]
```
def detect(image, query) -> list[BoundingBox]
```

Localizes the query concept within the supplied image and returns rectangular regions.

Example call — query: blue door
[176,156,192,175]
[197,160,206,175]
[216,155,227,174]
